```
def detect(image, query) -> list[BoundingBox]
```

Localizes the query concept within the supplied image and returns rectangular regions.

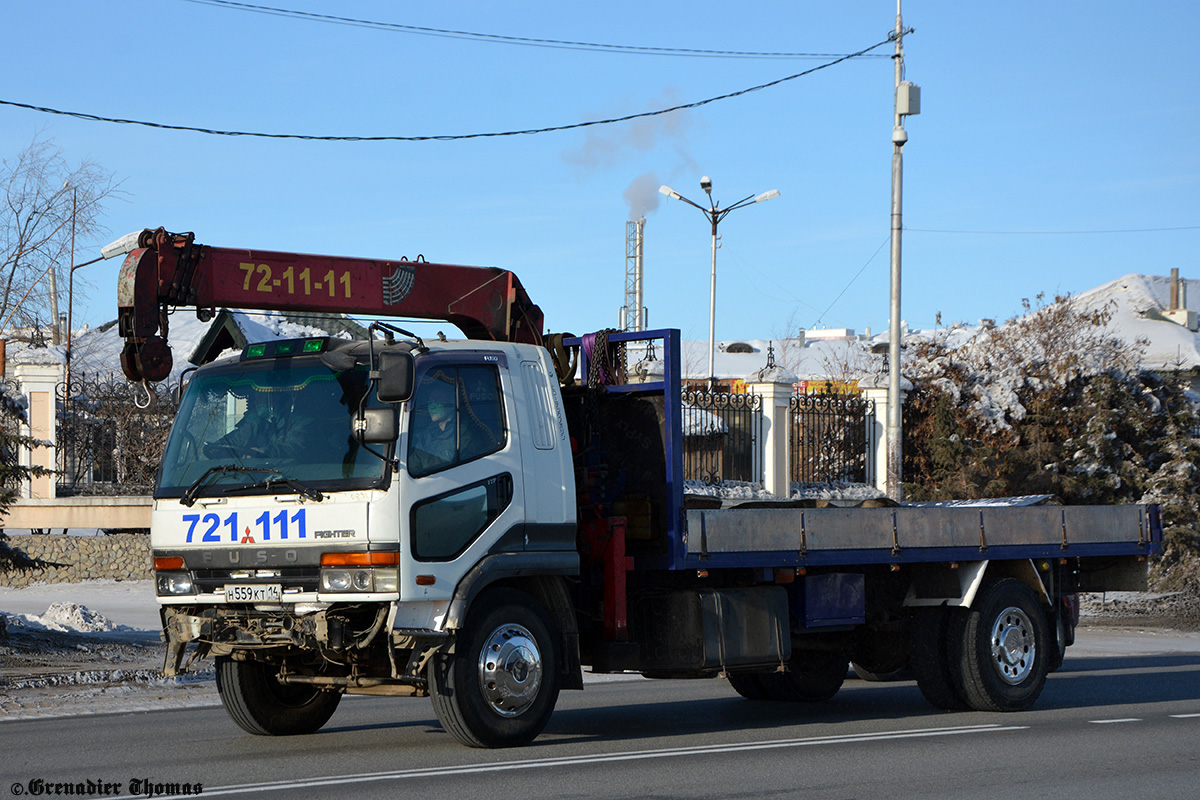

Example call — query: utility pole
[886,0,919,501]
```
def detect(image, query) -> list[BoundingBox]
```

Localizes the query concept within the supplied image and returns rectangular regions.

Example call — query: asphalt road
[3,644,1200,800]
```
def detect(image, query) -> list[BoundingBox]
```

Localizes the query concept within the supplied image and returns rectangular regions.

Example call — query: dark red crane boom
[117,228,545,383]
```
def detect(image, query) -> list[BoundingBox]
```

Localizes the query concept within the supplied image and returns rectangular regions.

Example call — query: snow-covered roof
[1069,273,1200,373]
[61,310,365,383]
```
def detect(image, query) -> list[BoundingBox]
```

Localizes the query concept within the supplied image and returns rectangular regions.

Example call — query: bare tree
[0,133,119,340]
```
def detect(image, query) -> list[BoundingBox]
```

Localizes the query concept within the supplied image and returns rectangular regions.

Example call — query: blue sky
[2,1,1196,346]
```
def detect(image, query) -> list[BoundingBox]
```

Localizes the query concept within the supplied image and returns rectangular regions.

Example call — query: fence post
[859,375,900,496]
[748,366,798,499]
[14,361,65,499]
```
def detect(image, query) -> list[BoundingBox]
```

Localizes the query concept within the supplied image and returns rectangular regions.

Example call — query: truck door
[397,353,525,603]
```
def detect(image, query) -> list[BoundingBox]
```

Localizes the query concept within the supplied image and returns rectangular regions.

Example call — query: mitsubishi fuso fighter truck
[117,228,1161,747]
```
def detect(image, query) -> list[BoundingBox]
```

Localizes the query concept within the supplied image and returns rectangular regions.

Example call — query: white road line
[159,723,1028,799]
[1088,718,1142,724]
[1169,713,1200,719]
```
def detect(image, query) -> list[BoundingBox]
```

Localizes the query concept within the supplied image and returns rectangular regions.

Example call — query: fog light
[156,571,195,596]
[374,569,399,592]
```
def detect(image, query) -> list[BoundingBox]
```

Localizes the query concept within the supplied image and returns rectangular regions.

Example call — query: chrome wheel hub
[990,605,1036,685]
[478,623,543,717]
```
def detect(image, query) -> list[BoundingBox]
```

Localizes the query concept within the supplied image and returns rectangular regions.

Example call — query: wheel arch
[444,552,583,690]
[903,559,1050,610]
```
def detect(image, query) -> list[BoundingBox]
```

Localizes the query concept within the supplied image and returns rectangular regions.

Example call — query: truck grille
[192,568,321,594]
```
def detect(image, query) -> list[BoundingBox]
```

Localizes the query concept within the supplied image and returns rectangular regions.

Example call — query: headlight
[320,567,398,593]
[156,571,195,596]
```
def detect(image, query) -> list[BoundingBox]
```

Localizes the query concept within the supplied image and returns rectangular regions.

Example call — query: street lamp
[660,177,780,388]
[64,229,143,398]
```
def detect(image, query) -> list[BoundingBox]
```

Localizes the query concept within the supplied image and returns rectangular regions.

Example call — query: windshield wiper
[223,475,325,503]
[181,466,281,507]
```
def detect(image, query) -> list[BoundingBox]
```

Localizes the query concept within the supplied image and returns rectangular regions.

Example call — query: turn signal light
[321,552,400,566]
[154,556,185,571]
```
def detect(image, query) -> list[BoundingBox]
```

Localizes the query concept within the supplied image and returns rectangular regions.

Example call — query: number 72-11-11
[183,509,308,542]
[238,262,351,298]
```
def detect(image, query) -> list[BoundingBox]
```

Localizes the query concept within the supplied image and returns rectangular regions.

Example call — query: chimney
[1164,268,1198,332]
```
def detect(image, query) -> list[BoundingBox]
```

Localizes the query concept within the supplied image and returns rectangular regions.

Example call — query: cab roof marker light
[242,337,328,360]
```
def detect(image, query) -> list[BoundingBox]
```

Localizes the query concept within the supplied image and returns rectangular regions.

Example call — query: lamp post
[63,229,143,402]
[886,0,919,501]
[660,177,780,388]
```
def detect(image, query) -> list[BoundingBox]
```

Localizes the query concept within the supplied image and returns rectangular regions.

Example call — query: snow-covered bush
[902,293,1200,563]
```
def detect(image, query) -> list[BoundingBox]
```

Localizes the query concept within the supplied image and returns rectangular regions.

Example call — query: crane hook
[133,380,154,409]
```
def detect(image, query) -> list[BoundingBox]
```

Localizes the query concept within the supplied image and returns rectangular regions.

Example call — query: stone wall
[0,534,152,588]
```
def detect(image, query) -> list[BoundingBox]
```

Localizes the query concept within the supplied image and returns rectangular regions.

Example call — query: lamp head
[700,176,712,194]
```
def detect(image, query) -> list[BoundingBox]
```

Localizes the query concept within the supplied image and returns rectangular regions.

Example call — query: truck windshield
[156,357,390,500]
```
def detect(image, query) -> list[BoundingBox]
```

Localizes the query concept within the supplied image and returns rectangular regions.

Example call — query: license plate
[224,584,283,603]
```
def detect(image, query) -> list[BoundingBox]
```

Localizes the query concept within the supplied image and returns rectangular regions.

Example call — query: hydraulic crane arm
[116,228,545,383]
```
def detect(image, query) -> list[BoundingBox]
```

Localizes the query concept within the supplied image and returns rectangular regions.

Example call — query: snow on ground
[0,580,219,721]
[0,579,161,631]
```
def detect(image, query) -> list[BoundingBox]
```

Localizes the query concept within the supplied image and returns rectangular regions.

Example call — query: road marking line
[1088,718,1142,724]
[161,723,1029,799]
[1170,713,1200,718]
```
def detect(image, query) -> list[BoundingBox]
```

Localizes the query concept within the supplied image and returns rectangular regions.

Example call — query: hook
[134,380,153,409]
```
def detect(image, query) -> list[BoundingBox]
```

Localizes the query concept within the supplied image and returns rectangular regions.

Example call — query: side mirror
[376,351,414,402]
[356,407,398,444]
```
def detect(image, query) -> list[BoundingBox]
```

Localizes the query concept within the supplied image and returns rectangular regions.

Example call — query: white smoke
[623,172,661,220]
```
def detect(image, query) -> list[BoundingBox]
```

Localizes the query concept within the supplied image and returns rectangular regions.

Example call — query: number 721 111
[182,509,308,543]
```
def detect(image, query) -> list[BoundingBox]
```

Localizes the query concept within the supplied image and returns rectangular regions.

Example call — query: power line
[182,0,889,61]
[811,236,890,329]
[0,38,891,142]
[907,225,1200,235]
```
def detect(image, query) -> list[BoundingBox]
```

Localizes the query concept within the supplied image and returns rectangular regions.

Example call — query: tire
[756,649,846,702]
[851,661,912,682]
[951,579,1051,712]
[215,657,341,736]
[909,606,968,710]
[849,629,910,682]
[726,672,773,700]
[1047,608,1068,674]
[430,588,561,748]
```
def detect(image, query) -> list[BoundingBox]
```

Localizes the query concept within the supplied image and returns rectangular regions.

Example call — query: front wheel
[430,588,561,748]
[952,579,1051,712]
[215,657,341,735]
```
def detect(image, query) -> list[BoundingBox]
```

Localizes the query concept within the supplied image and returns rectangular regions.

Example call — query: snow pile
[9,602,132,634]
[683,479,886,503]
[41,602,129,633]
[791,481,887,502]
[684,480,774,500]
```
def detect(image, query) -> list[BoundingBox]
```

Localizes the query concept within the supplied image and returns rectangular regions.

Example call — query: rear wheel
[215,657,341,736]
[756,649,846,702]
[430,588,561,748]
[726,671,773,700]
[909,606,968,710]
[951,579,1050,712]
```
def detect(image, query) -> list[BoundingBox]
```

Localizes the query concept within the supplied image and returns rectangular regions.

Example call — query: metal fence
[789,393,875,484]
[681,390,763,484]
[56,372,179,496]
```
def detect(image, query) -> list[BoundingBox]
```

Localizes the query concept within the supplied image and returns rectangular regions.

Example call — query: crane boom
[116,228,545,383]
